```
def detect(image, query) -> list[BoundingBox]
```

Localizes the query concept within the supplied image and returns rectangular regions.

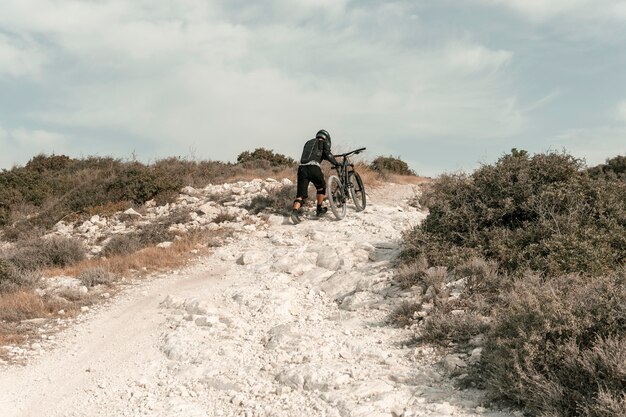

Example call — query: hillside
[0,179,514,417]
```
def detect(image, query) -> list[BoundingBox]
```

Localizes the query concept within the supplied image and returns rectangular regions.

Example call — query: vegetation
[78,267,116,287]
[236,148,296,168]
[246,185,296,216]
[0,152,294,234]
[370,155,416,176]
[399,150,626,417]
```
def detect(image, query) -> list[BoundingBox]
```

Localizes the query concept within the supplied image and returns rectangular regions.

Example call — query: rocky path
[0,184,515,417]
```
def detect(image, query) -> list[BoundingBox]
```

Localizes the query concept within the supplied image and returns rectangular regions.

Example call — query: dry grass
[390,300,422,327]
[0,324,29,345]
[46,229,221,278]
[0,291,48,322]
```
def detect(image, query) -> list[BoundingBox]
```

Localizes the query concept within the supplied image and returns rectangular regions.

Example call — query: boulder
[316,247,341,271]
[236,250,271,265]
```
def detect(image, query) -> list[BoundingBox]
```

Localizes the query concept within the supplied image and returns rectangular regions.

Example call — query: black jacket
[300,138,339,166]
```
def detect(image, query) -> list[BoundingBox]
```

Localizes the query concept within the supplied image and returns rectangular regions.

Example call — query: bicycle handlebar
[335,147,366,159]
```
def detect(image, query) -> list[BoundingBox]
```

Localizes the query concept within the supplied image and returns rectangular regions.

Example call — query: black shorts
[296,165,325,199]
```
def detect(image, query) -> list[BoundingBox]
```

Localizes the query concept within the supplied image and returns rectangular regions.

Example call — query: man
[291,129,340,224]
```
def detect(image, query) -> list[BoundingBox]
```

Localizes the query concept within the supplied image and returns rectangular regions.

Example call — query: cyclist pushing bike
[291,129,340,224]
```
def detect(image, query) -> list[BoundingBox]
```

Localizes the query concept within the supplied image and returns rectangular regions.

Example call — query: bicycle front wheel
[349,171,366,211]
[327,175,346,220]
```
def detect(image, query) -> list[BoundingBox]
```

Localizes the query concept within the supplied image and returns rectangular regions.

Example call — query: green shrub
[212,210,237,224]
[402,150,626,276]
[370,156,415,176]
[421,311,490,346]
[105,162,183,205]
[247,185,296,216]
[0,155,236,235]
[399,149,626,416]
[25,154,73,172]
[236,148,296,168]
[102,234,143,257]
[136,223,177,246]
[390,300,422,327]
[79,267,115,287]
[0,258,40,292]
[482,270,626,417]
[393,256,428,289]
[102,222,177,258]
[588,155,626,180]
[8,237,86,270]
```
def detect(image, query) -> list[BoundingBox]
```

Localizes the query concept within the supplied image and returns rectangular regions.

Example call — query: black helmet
[316,129,331,144]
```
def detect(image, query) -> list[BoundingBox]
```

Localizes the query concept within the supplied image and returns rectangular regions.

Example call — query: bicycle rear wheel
[349,171,366,211]
[327,175,346,220]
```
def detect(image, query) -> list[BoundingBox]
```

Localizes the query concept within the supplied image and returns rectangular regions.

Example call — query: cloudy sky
[1,0,625,176]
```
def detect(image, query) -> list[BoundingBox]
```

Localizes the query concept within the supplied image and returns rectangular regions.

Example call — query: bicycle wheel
[327,175,346,220]
[349,171,366,211]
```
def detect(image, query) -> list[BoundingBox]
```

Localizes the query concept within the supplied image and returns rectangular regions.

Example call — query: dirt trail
[0,183,515,417]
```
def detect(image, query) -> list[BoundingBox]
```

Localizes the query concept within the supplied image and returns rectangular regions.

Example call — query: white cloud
[480,0,626,23]
[0,34,46,78]
[444,42,512,74]
[615,100,626,122]
[0,0,525,168]
[10,128,68,147]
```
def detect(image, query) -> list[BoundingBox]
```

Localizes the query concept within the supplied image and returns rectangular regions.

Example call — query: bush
[105,162,183,205]
[247,185,296,216]
[393,256,428,289]
[482,270,626,417]
[0,259,40,293]
[102,234,143,257]
[370,156,416,176]
[390,300,422,327]
[212,210,237,224]
[8,237,86,270]
[421,311,490,346]
[236,148,296,168]
[402,149,626,276]
[588,155,626,180]
[79,267,115,287]
[102,222,178,257]
[399,149,626,416]
[0,154,238,235]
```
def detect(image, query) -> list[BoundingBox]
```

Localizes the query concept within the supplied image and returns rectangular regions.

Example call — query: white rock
[123,208,142,218]
[236,250,270,265]
[316,247,341,271]
[181,186,198,195]
[441,354,467,374]
[319,271,363,301]
[184,299,215,316]
[469,347,483,365]
[160,295,184,309]
[350,380,394,399]
[157,241,174,249]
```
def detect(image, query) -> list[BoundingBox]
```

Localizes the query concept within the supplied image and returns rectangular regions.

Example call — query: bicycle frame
[336,148,365,194]
[327,147,366,219]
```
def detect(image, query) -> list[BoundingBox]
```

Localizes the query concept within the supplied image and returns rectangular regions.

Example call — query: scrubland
[397,150,625,417]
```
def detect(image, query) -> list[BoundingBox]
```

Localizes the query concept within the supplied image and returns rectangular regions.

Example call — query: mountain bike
[327,147,366,220]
